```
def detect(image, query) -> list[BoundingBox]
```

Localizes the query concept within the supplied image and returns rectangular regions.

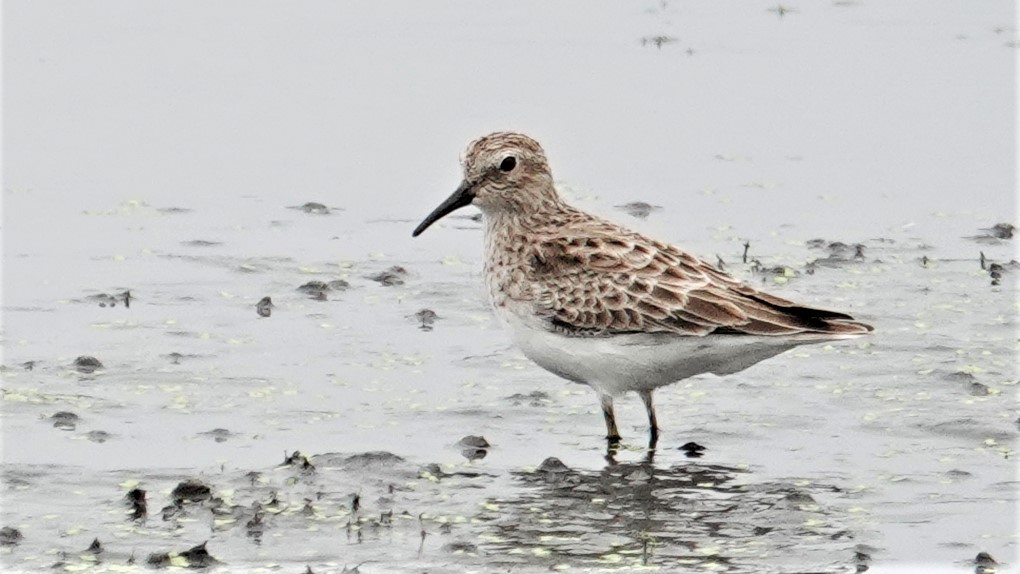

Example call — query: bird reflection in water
[479,445,859,571]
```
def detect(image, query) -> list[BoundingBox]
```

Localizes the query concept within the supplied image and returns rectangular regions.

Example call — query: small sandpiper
[413,132,872,445]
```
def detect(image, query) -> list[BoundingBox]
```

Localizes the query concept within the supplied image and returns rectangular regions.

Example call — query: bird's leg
[638,390,659,447]
[600,394,621,443]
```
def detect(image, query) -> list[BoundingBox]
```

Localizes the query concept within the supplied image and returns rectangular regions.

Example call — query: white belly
[500,311,838,397]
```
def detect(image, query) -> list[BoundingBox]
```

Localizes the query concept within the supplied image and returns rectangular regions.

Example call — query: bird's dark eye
[499,156,517,172]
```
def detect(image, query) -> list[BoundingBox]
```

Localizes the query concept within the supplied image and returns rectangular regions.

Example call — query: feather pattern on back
[481,185,870,340]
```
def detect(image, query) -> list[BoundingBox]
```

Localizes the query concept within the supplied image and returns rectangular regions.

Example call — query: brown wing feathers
[530,232,871,337]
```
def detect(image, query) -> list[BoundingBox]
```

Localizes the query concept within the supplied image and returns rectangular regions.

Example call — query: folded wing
[527,229,871,338]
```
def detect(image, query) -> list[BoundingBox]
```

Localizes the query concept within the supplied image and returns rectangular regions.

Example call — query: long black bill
[411,180,475,237]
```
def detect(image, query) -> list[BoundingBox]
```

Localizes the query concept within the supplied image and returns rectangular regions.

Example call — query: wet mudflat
[4,211,1015,573]
[3,1,1016,573]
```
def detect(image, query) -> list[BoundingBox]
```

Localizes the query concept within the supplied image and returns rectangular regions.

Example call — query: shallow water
[2,1,1017,573]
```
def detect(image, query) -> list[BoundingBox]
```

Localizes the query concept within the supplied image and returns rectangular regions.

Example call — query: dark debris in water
[640,35,678,49]
[421,462,449,481]
[750,260,800,279]
[0,526,23,546]
[72,355,103,373]
[944,371,978,384]
[156,504,189,524]
[768,4,798,17]
[283,450,317,473]
[147,541,219,569]
[126,488,147,521]
[505,390,552,406]
[944,469,973,480]
[460,448,488,462]
[198,428,236,443]
[85,430,112,443]
[458,435,491,461]
[967,223,1016,243]
[367,265,409,286]
[974,551,998,573]
[50,411,79,431]
[536,456,571,476]
[165,352,186,364]
[172,479,212,504]
[987,223,1015,239]
[291,202,334,215]
[298,279,351,298]
[442,540,480,554]
[458,435,490,449]
[805,239,866,269]
[615,201,662,219]
[853,547,872,571]
[245,508,265,541]
[156,206,192,214]
[968,382,990,396]
[83,290,132,308]
[146,551,171,567]
[337,451,407,470]
[256,296,274,317]
[679,441,707,458]
[413,308,439,331]
[983,258,1019,286]
[420,461,496,482]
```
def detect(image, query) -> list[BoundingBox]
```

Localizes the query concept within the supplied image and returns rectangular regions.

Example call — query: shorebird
[412,132,872,445]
